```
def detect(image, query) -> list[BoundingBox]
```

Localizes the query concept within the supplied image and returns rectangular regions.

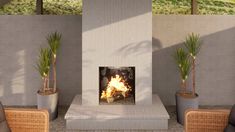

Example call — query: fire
[101,75,131,103]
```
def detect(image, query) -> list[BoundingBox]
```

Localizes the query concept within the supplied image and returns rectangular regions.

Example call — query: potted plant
[185,33,201,97]
[47,32,61,93]
[36,32,61,120]
[174,33,201,125]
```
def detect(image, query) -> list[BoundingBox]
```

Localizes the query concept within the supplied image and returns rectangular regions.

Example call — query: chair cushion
[224,124,235,132]
[229,105,235,125]
[0,102,11,132]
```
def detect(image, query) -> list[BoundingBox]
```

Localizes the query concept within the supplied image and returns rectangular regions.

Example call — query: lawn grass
[218,0,235,3]
[0,0,82,15]
[0,0,234,15]
[153,0,235,15]
[43,0,82,15]
[0,0,36,15]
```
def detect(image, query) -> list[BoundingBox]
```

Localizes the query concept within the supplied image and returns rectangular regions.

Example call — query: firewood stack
[102,87,130,103]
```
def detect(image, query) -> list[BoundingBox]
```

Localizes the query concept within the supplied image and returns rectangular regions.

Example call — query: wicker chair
[185,109,230,132]
[4,108,49,132]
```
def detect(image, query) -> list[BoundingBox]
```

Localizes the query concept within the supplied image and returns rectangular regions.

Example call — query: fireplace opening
[99,67,135,105]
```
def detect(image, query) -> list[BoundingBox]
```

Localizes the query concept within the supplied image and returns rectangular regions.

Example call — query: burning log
[107,97,114,103]
[113,91,126,98]
[106,92,126,103]
[100,75,132,103]
[102,90,130,103]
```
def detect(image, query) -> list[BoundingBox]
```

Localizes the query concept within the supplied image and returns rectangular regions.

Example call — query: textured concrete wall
[153,15,235,105]
[0,15,82,106]
[82,0,152,105]
[0,15,235,106]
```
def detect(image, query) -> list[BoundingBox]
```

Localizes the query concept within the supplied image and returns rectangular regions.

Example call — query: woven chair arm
[4,108,49,132]
[185,109,230,132]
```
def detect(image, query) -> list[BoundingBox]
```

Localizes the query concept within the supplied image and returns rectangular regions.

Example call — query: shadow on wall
[113,40,152,57]
[56,28,82,105]
[83,0,151,32]
[0,16,82,106]
[153,27,235,105]
[113,40,153,104]
[152,37,184,105]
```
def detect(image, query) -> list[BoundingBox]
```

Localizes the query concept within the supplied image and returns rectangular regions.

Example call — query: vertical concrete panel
[82,0,152,105]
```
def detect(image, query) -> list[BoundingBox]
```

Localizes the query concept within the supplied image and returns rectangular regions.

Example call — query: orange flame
[101,75,131,102]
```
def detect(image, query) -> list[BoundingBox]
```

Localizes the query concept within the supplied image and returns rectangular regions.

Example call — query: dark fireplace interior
[99,67,135,105]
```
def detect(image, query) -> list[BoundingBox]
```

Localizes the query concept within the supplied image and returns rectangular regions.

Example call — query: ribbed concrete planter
[37,90,58,121]
[176,92,199,125]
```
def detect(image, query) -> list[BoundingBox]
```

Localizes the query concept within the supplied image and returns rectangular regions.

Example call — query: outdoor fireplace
[99,67,135,105]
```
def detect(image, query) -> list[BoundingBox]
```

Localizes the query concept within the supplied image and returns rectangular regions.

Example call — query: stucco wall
[0,15,82,106]
[153,15,235,105]
[0,15,234,106]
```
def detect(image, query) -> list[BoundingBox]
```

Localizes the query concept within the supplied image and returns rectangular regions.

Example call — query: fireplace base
[65,94,169,130]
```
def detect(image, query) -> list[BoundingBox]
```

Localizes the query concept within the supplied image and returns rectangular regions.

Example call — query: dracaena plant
[174,48,191,93]
[47,32,61,93]
[184,33,201,96]
[36,47,51,93]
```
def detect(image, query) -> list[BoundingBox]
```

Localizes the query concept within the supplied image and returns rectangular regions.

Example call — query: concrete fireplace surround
[82,0,152,106]
[65,0,169,130]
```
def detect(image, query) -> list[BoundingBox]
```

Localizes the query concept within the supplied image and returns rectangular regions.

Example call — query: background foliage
[0,0,235,15]
[152,0,235,15]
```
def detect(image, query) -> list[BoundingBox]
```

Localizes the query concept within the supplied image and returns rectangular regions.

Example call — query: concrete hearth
[68,0,169,130]
[65,94,169,130]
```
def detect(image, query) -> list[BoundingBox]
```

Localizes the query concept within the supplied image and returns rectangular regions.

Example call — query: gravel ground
[50,106,183,132]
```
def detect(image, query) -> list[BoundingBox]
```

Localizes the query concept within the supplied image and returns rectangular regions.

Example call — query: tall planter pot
[175,92,199,125]
[37,90,58,121]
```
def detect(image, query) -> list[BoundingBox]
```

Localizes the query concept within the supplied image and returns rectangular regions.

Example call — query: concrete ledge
[65,94,169,130]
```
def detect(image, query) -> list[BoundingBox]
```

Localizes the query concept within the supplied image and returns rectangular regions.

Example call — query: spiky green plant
[174,48,191,93]
[36,47,51,93]
[185,33,201,59]
[185,33,201,96]
[47,32,61,93]
[47,32,61,57]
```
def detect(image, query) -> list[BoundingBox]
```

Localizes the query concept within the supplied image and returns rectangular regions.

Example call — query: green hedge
[0,0,234,15]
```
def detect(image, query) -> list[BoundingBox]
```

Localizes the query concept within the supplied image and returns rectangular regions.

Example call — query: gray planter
[175,92,199,125]
[37,91,58,121]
